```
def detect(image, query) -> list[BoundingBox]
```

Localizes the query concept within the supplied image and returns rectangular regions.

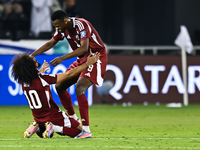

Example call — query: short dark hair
[10,53,38,85]
[51,10,68,21]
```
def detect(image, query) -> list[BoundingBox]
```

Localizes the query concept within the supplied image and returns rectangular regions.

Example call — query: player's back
[22,74,60,123]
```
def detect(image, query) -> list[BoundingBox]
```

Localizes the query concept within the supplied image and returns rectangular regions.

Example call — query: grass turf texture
[1,105,200,150]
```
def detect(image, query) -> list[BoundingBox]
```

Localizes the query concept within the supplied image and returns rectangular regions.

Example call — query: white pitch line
[95,137,184,140]
[1,137,200,140]
[0,145,200,149]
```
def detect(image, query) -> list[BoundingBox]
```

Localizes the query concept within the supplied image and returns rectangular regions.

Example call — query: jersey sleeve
[78,21,91,42]
[39,74,57,84]
[53,30,64,41]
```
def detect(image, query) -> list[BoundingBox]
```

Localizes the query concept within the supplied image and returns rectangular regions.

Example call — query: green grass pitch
[1,104,200,150]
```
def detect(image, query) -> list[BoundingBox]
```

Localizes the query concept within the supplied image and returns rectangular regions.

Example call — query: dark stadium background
[76,0,200,46]
[1,0,199,45]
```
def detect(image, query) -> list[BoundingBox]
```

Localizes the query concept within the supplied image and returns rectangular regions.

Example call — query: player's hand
[29,54,33,58]
[50,57,64,66]
[38,60,49,74]
[86,52,100,66]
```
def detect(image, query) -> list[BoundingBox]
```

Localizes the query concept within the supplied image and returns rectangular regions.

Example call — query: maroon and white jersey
[22,74,70,126]
[53,18,108,86]
[53,17,107,62]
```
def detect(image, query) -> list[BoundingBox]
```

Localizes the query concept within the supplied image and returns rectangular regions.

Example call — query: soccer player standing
[30,10,108,138]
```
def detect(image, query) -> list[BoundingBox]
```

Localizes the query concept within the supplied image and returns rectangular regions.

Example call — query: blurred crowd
[0,0,81,41]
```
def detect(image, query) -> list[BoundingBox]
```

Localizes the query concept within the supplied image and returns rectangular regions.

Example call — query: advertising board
[0,55,91,105]
[93,55,200,104]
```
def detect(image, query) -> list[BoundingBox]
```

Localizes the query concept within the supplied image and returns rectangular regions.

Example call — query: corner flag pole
[181,46,188,106]
[175,25,192,106]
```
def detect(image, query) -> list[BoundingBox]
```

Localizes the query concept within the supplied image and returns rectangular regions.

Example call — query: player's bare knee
[75,85,86,96]
[55,84,64,93]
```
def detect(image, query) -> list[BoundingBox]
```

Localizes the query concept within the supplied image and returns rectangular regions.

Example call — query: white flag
[174,25,193,54]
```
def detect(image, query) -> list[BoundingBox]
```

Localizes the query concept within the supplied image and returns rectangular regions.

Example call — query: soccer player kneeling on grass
[11,52,100,138]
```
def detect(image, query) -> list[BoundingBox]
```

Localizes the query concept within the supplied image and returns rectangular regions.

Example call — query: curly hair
[10,53,39,85]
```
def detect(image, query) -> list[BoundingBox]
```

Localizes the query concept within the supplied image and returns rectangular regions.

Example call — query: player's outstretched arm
[50,38,89,66]
[38,60,49,74]
[56,52,100,83]
[30,38,58,57]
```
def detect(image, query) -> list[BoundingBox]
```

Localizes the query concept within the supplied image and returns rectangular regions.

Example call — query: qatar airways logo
[106,64,200,100]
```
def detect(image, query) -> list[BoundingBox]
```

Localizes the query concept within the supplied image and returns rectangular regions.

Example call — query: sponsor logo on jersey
[80,31,86,38]
[67,35,71,39]
[85,72,90,77]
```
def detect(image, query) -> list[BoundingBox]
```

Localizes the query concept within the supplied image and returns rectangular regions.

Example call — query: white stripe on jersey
[89,51,104,86]
[76,22,82,31]
[78,21,84,30]
[75,19,103,48]
[84,20,102,47]
[45,91,51,108]
[77,22,84,31]
[75,20,84,31]
[85,21,92,34]
[54,30,58,36]
[39,76,49,87]
[72,18,76,28]
[96,59,103,86]
[62,111,71,127]
[91,33,102,47]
